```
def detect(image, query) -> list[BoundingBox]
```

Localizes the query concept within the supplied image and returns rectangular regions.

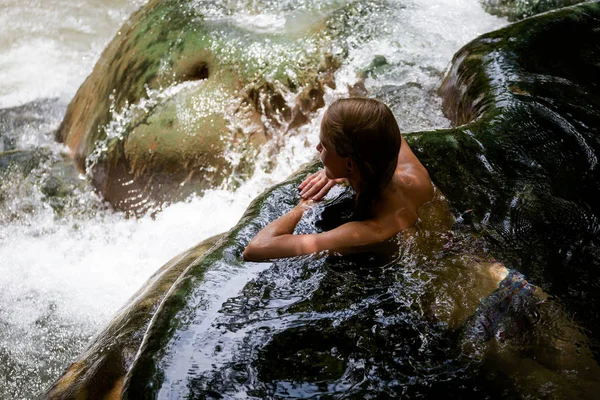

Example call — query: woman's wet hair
[320,98,401,219]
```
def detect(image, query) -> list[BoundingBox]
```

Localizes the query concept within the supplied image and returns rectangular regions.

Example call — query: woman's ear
[346,158,354,173]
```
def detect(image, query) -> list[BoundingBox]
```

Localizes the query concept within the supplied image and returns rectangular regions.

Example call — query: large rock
[44,168,598,399]
[56,0,362,213]
[47,161,513,398]
[408,1,600,341]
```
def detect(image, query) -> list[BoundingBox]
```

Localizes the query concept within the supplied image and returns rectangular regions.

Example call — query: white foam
[333,0,506,132]
[232,13,287,33]
[0,0,147,108]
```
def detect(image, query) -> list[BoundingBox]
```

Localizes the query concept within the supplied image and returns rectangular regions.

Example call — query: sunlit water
[0,0,506,397]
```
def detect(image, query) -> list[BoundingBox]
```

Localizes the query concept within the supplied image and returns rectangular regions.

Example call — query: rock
[48,160,485,398]
[56,0,352,213]
[0,149,92,222]
[481,0,585,21]
[43,233,224,399]
[408,1,600,341]
[0,98,65,153]
[0,99,90,220]
[0,149,47,174]
[46,159,599,398]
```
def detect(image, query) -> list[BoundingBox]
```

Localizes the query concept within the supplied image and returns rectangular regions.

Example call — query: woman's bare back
[371,138,434,232]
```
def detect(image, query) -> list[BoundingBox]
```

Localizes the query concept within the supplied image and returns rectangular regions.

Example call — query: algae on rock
[57,0,358,213]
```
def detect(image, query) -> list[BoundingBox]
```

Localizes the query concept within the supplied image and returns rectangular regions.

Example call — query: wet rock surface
[409,0,600,354]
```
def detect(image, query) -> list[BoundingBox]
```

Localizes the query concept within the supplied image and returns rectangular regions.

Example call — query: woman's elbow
[243,241,267,262]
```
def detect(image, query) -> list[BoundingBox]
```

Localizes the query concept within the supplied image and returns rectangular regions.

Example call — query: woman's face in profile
[317,131,349,180]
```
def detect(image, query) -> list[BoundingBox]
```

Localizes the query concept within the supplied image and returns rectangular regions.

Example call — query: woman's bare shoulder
[394,162,434,204]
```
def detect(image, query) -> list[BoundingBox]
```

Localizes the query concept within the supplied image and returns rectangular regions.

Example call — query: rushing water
[0,0,506,397]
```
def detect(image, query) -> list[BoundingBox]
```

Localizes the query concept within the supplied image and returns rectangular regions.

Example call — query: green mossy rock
[408,1,600,337]
[43,233,224,399]
[57,0,353,213]
[481,0,585,21]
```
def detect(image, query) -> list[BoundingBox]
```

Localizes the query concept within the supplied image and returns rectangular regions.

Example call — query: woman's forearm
[243,202,311,261]
[258,205,306,237]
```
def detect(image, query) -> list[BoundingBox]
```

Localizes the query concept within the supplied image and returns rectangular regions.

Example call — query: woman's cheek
[320,150,326,165]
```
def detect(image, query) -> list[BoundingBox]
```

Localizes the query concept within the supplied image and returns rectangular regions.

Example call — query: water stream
[0,0,506,397]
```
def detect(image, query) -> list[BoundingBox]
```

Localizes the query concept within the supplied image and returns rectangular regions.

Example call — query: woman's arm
[243,200,398,262]
[243,200,311,261]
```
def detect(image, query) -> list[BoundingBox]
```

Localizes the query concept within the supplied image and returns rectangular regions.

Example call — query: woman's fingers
[299,169,349,200]
[311,180,336,201]
[299,170,347,200]
[300,174,327,199]
[299,170,325,196]
[298,171,318,190]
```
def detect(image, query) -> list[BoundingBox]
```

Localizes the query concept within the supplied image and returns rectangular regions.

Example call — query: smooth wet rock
[408,1,600,345]
[481,0,585,21]
[108,162,501,399]
[43,233,224,399]
[48,158,599,398]
[56,0,352,213]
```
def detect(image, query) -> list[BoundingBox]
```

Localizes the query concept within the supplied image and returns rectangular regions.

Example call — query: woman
[243,99,600,396]
[243,98,434,261]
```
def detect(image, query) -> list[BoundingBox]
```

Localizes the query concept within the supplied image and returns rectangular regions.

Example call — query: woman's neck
[348,170,362,194]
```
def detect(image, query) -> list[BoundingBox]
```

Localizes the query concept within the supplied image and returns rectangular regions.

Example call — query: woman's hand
[298,169,346,201]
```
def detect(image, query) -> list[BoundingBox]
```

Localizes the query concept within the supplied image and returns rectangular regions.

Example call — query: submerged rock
[0,99,91,220]
[481,0,585,21]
